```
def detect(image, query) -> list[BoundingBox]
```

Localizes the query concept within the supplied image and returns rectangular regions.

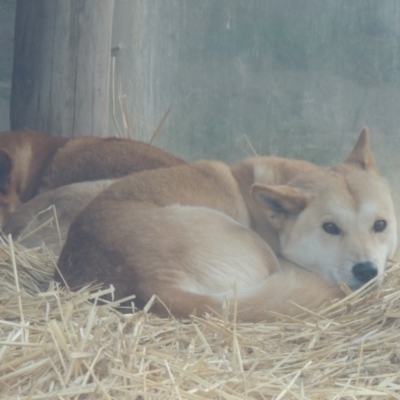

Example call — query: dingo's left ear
[251,184,308,228]
[344,127,377,171]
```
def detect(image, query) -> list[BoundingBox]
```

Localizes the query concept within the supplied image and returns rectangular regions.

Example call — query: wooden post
[10,0,114,137]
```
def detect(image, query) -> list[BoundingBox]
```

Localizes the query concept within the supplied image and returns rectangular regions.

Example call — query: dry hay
[0,234,400,399]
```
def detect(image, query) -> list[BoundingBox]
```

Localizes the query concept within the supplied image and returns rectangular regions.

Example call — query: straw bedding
[0,234,400,399]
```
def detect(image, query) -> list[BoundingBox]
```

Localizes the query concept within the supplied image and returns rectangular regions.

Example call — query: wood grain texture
[11,0,114,138]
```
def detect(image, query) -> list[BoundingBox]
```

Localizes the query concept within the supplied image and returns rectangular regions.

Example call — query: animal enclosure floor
[0,236,400,399]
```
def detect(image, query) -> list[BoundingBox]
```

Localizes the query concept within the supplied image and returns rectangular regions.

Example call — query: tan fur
[3,180,113,256]
[56,128,397,321]
[0,130,185,226]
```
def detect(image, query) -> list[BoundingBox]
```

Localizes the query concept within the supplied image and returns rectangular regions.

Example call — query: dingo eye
[322,222,341,235]
[373,219,387,233]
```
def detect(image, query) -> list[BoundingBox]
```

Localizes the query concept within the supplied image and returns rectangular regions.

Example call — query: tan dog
[0,130,185,226]
[3,180,113,256]
[56,128,397,321]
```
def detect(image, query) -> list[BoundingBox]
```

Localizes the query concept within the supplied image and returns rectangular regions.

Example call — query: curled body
[56,128,397,321]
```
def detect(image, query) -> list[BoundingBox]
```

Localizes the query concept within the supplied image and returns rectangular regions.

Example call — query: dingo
[0,130,184,226]
[3,180,113,256]
[56,128,397,321]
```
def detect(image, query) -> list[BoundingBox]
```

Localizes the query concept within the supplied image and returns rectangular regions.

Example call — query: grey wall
[109,0,400,211]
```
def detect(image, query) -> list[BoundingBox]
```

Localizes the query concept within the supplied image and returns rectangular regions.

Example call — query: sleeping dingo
[56,128,397,321]
[0,130,184,226]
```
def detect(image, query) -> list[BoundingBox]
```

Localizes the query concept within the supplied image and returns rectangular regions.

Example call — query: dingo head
[251,128,397,289]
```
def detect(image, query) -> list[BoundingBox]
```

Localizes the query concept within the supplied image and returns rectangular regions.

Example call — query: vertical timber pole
[10,0,114,137]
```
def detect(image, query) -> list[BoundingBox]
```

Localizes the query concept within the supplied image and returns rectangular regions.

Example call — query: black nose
[352,262,378,283]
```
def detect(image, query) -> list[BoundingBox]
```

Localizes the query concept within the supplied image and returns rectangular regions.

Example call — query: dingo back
[0,130,185,226]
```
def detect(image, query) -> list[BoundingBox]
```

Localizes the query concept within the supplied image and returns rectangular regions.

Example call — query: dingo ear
[344,127,376,171]
[0,149,12,194]
[251,184,308,228]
